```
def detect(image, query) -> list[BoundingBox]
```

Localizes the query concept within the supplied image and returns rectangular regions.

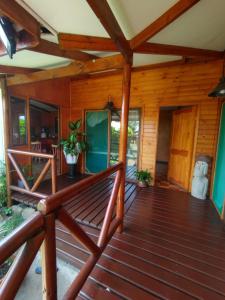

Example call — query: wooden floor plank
[55,186,225,299]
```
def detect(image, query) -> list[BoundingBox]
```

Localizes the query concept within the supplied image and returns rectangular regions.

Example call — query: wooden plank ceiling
[0,0,224,83]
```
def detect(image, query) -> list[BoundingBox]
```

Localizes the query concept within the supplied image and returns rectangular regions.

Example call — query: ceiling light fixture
[208,59,225,97]
[0,17,17,59]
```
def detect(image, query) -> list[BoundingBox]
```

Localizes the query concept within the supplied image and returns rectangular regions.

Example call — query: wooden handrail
[0,163,124,299]
[38,162,123,214]
[0,212,44,264]
[0,213,45,299]
[8,148,55,159]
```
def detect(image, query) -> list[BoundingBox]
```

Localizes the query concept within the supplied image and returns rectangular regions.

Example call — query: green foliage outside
[0,214,24,239]
[0,161,7,208]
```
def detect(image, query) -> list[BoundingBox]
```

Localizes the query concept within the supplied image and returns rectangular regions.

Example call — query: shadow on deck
[57,187,225,300]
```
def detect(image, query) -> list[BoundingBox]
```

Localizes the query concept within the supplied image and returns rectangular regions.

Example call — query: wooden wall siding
[8,78,71,172]
[70,60,222,189]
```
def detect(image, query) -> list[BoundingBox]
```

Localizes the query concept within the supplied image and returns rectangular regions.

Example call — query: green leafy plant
[0,213,24,239]
[60,119,87,157]
[135,169,152,184]
[0,162,7,208]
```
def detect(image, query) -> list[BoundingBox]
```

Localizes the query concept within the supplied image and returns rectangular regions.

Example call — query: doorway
[85,109,141,180]
[29,99,60,177]
[155,106,197,191]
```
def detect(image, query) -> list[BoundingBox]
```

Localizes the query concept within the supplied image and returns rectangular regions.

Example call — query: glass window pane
[10,97,27,145]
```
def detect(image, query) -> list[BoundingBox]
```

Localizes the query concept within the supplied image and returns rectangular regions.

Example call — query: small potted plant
[60,119,87,178]
[135,169,152,187]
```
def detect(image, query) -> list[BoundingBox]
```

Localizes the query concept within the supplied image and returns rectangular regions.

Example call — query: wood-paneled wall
[70,59,223,190]
[8,77,71,172]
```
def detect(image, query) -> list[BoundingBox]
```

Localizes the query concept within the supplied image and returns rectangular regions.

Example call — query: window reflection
[10,97,27,145]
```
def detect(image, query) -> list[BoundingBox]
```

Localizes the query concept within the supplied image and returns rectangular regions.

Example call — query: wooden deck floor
[12,176,137,229]
[56,187,225,300]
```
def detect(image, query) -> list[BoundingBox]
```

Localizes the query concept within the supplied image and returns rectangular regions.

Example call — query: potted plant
[60,119,87,178]
[135,169,152,187]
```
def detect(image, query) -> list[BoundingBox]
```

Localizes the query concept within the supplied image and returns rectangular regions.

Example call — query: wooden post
[51,157,57,193]
[117,62,132,233]
[0,77,11,206]
[41,213,57,300]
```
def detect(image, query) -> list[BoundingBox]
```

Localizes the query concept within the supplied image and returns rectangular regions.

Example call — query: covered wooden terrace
[0,0,225,299]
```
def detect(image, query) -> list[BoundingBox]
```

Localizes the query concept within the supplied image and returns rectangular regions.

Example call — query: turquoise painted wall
[213,103,225,214]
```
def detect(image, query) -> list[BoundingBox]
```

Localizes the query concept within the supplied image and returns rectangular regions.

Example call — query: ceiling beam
[30,39,97,61]
[59,33,117,52]
[58,33,223,59]
[0,65,40,74]
[0,0,40,39]
[86,0,132,63]
[130,0,200,49]
[136,42,223,58]
[7,54,125,86]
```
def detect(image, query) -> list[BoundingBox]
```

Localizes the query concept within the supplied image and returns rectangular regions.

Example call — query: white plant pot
[64,152,78,165]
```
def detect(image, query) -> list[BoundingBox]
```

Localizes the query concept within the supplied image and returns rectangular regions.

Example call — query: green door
[85,111,109,173]
[213,103,225,214]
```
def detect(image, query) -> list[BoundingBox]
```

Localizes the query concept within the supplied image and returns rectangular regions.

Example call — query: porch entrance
[29,99,60,177]
[155,106,196,191]
[85,109,141,181]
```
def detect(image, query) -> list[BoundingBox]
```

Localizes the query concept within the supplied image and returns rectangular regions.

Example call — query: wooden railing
[0,212,45,299]
[7,149,57,199]
[0,162,124,299]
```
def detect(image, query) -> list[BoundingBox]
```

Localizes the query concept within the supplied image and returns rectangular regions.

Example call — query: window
[10,97,27,145]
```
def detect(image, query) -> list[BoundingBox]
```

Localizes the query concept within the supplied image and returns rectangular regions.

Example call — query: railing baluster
[57,208,100,255]
[8,152,30,191]
[98,169,122,248]
[31,159,51,192]
[51,157,57,194]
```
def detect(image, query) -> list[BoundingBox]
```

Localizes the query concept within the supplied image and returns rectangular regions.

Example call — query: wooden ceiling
[0,0,224,84]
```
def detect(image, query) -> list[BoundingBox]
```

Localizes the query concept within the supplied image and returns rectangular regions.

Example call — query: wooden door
[168,107,196,190]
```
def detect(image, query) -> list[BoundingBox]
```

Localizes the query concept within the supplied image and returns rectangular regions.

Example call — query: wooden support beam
[130,0,200,49]
[136,42,223,58]
[0,0,40,39]
[117,62,132,233]
[0,64,40,74]
[58,33,223,60]
[0,78,11,206]
[30,39,97,62]
[59,33,117,52]
[7,54,124,86]
[86,0,132,63]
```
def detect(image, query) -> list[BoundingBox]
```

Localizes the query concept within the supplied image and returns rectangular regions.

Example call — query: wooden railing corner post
[41,212,57,300]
